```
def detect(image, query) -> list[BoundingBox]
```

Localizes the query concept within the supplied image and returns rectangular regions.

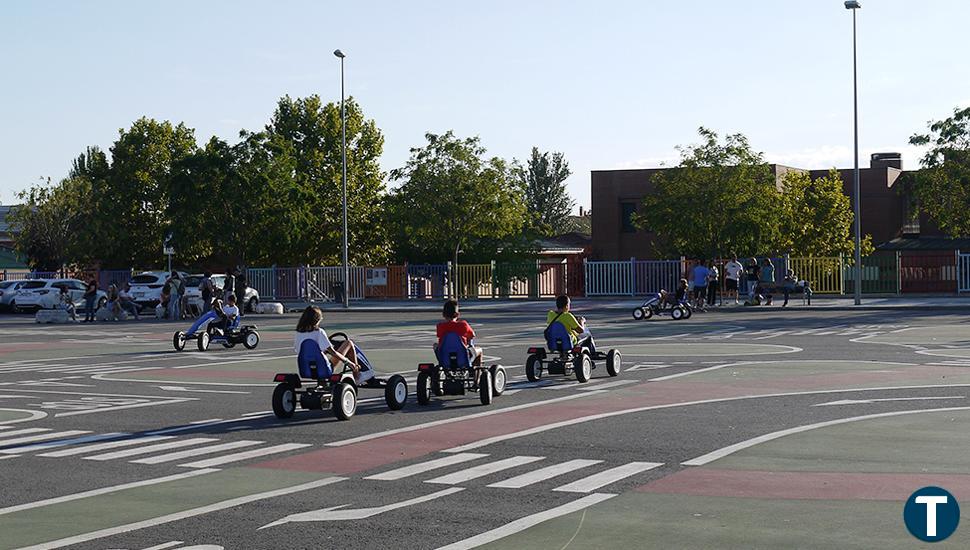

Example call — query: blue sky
[2,0,968,209]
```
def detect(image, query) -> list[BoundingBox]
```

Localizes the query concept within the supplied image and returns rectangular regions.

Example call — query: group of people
[60,280,140,322]
[687,257,805,308]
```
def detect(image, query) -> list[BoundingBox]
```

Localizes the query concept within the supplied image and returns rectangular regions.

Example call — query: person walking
[744,258,760,303]
[724,256,743,304]
[759,258,776,305]
[691,260,709,311]
[706,260,719,307]
[82,279,98,322]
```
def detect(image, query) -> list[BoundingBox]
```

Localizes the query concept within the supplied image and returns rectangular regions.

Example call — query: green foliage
[909,106,970,237]
[388,131,529,266]
[778,169,873,257]
[634,128,781,258]
[10,177,93,270]
[520,148,574,236]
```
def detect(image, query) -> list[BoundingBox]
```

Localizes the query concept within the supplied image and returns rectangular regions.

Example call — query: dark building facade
[590,154,937,260]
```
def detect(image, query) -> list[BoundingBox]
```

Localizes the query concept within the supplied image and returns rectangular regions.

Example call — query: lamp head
[844,1,861,9]
[333,49,346,58]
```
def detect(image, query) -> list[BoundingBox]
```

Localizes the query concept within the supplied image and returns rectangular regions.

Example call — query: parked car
[0,280,26,312]
[128,271,188,311]
[183,274,260,313]
[12,279,107,313]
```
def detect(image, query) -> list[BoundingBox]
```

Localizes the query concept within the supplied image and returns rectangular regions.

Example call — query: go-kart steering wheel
[328,331,349,348]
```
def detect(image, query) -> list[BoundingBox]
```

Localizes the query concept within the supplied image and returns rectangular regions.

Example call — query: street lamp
[333,49,349,309]
[845,0,862,305]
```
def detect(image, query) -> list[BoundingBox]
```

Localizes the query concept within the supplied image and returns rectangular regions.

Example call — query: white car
[0,280,26,311]
[128,271,188,311]
[12,279,107,313]
[184,274,260,313]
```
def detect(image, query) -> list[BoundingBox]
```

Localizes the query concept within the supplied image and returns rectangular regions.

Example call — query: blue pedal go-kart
[525,322,621,383]
[416,333,506,406]
[173,310,259,351]
[272,332,408,421]
[632,293,692,321]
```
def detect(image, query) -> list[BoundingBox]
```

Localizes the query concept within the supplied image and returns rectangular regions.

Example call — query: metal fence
[585,260,634,296]
[790,257,843,294]
[634,260,682,295]
[900,253,958,293]
[843,253,898,295]
[407,264,449,299]
[960,252,970,293]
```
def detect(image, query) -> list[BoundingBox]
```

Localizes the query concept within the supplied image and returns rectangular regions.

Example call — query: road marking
[324,391,607,447]
[56,398,193,417]
[813,396,966,407]
[179,443,311,468]
[142,542,185,550]
[0,469,219,516]
[158,386,251,395]
[14,476,346,550]
[146,414,273,435]
[682,406,970,466]
[0,432,128,454]
[488,459,603,489]
[40,435,174,457]
[130,440,264,464]
[0,430,90,448]
[427,456,545,485]
[577,380,636,391]
[0,427,49,440]
[84,438,219,461]
[648,361,744,382]
[436,493,617,550]
[260,487,466,528]
[365,453,489,481]
[553,461,663,493]
[0,455,17,460]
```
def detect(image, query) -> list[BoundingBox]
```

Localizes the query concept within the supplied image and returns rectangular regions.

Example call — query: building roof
[876,236,970,251]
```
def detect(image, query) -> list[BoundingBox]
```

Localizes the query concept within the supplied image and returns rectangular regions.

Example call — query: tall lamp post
[845,0,862,305]
[333,49,349,309]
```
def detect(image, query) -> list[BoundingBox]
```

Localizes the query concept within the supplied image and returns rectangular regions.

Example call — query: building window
[620,202,638,233]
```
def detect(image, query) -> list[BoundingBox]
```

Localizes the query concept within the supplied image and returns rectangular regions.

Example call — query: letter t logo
[916,496,949,537]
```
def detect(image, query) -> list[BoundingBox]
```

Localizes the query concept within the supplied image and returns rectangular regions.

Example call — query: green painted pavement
[0,409,40,423]
[477,493,968,549]
[0,467,335,550]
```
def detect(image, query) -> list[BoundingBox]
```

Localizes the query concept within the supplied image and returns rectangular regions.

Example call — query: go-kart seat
[546,322,573,353]
[227,315,241,331]
[298,339,332,380]
[437,332,472,370]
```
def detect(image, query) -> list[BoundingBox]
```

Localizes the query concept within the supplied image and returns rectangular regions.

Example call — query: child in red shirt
[436,299,483,369]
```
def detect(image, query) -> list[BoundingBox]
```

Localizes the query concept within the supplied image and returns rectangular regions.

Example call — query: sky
[2,0,969,210]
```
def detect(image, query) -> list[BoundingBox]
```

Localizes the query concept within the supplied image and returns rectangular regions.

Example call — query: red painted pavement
[636,468,970,501]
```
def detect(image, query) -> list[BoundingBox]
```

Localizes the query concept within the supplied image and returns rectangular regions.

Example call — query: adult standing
[744,258,760,303]
[167,272,182,321]
[223,269,235,302]
[759,258,776,306]
[234,267,247,316]
[82,279,98,323]
[724,256,743,304]
[691,260,709,311]
[200,271,214,314]
[706,260,719,307]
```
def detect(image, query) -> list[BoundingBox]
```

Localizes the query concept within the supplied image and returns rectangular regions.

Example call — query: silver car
[0,280,26,312]
[184,274,260,313]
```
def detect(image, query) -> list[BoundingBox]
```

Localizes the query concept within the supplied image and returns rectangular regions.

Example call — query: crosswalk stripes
[178,443,311,468]
[0,432,127,455]
[427,456,545,485]
[553,461,663,493]
[0,430,91,448]
[0,427,49,440]
[129,440,263,464]
[39,435,175,457]
[365,453,488,481]
[83,437,220,461]
[487,459,603,489]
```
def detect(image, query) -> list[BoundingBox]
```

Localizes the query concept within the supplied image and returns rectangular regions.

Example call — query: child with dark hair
[547,295,596,353]
[436,300,483,368]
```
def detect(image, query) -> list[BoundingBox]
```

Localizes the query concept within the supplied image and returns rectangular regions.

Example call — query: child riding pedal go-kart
[527,295,621,383]
[416,300,506,406]
[173,296,259,351]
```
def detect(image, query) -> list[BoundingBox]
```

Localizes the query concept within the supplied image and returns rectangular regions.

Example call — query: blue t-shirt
[760,264,775,283]
[692,265,710,287]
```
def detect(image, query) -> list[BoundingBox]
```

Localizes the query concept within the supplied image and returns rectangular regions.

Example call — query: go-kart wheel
[478,369,493,405]
[333,383,357,421]
[644,307,654,320]
[272,383,296,419]
[223,340,236,349]
[671,307,685,321]
[173,331,186,352]
[574,353,592,383]
[606,349,621,377]
[384,374,408,410]
[197,331,210,351]
[244,330,260,349]
[416,371,432,405]
[489,365,506,396]
[526,354,542,382]
[683,305,693,319]
[632,307,645,321]
[431,373,444,396]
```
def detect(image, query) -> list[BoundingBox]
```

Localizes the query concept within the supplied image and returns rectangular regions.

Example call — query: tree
[909,106,970,237]
[388,131,528,269]
[520,147,574,236]
[10,177,92,270]
[778,169,873,257]
[635,127,781,258]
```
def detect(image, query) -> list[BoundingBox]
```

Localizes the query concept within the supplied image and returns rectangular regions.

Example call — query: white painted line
[141,542,184,550]
[130,440,264,464]
[648,361,744,382]
[0,432,128,455]
[179,443,311,468]
[0,469,219,516]
[365,453,489,481]
[577,380,636,391]
[427,456,544,485]
[436,493,616,550]
[56,398,192,417]
[157,386,251,395]
[40,436,174,457]
[260,487,466,528]
[146,414,272,435]
[683,406,970,466]
[0,428,49,440]
[814,396,965,407]
[84,438,219,461]
[0,426,10,430]
[0,430,90,448]
[325,391,607,447]
[0,455,17,460]
[488,459,603,489]
[14,476,346,550]
[553,461,663,493]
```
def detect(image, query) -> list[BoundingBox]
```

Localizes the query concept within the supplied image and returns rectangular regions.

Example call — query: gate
[633,260,681,295]
[789,257,843,294]
[843,253,898,295]
[959,252,970,293]
[306,266,365,301]
[900,253,957,293]
[407,264,449,299]
[585,260,634,296]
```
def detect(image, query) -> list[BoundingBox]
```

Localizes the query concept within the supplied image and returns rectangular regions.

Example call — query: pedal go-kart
[416,333,506,406]
[173,310,260,351]
[631,292,692,321]
[525,322,621,383]
[272,332,408,421]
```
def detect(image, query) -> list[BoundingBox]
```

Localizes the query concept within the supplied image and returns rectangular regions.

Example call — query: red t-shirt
[436,320,476,346]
